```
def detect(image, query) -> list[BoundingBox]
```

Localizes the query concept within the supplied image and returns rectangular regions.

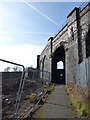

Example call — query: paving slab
[33,85,74,118]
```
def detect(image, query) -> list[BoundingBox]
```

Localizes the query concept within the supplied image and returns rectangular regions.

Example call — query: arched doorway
[52,46,65,84]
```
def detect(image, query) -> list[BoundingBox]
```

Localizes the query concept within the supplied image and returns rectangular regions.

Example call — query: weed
[66,86,88,117]
[79,104,88,117]
[69,102,72,105]
[65,85,69,89]
[29,93,37,103]
[48,84,55,93]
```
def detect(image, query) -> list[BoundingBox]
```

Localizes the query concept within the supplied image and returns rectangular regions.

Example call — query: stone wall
[37,2,90,85]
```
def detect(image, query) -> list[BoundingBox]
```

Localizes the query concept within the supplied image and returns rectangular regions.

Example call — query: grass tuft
[66,86,88,117]
[48,83,55,93]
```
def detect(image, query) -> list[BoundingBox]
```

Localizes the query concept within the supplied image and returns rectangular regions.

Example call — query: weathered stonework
[37,2,90,85]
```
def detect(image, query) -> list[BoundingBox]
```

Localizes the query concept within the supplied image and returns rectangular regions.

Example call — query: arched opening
[42,55,46,71]
[57,61,64,69]
[52,46,65,84]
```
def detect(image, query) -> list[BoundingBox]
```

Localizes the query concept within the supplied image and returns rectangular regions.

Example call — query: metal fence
[67,56,90,89]
[16,67,51,119]
[0,72,2,120]
[75,56,90,88]
[0,59,51,119]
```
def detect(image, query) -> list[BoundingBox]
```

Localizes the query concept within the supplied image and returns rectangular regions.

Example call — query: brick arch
[53,42,65,53]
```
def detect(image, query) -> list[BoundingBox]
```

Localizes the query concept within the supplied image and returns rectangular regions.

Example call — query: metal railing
[0,59,51,119]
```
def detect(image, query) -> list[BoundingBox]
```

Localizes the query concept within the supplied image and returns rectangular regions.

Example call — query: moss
[50,52,53,57]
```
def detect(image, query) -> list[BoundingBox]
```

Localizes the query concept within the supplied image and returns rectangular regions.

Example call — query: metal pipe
[0,59,24,69]
[0,59,25,119]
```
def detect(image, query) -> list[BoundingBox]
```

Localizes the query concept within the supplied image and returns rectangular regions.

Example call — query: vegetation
[34,83,55,118]
[43,82,55,93]
[29,93,37,103]
[66,85,88,117]
[37,107,45,118]
[48,83,55,93]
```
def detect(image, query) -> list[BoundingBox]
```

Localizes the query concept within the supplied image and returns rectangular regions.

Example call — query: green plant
[65,85,69,89]
[29,93,37,103]
[50,52,53,57]
[69,101,72,105]
[80,104,88,117]
[48,84,55,93]
[67,88,88,117]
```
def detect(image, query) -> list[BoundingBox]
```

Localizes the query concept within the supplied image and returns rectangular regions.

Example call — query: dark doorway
[52,46,65,84]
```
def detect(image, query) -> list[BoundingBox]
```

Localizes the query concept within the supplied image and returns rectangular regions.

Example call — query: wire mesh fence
[0,59,24,119]
[2,72,22,119]
[0,59,51,119]
[16,67,51,119]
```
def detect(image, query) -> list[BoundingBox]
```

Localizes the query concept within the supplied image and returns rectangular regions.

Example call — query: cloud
[0,44,44,71]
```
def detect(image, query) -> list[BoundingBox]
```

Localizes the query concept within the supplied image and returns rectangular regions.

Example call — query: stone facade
[37,2,90,85]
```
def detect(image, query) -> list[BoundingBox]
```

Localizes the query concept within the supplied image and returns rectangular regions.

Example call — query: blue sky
[0,2,83,70]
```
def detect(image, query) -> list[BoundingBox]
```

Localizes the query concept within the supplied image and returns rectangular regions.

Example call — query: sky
[0,1,83,71]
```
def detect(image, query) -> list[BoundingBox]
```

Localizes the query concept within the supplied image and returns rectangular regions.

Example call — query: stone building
[37,2,90,85]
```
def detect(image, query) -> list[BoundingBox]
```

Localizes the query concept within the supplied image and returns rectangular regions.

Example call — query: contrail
[22,0,60,27]
[0,31,55,35]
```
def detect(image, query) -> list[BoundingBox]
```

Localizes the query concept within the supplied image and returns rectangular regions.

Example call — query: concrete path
[33,85,74,118]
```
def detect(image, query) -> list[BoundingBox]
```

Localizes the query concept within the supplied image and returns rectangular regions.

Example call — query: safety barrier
[0,59,51,119]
